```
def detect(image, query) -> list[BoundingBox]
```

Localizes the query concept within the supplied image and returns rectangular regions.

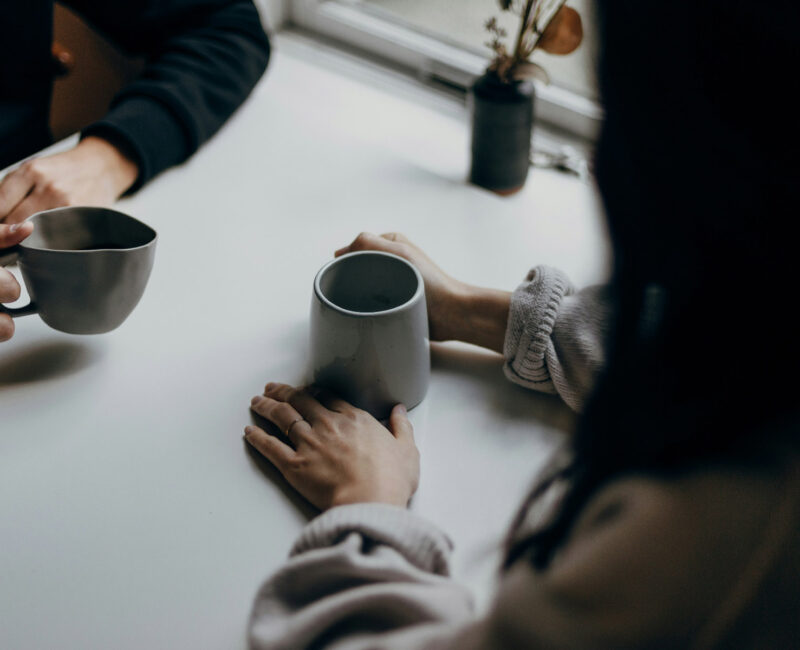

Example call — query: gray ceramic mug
[310,251,430,419]
[0,206,157,334]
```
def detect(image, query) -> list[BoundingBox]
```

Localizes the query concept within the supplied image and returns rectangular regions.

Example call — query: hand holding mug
[246,383,419,511]
[335,232,467,342]
[336,232,512,354]
[0,221,35,342]
[1,207,157,335]
[311,249,430,418]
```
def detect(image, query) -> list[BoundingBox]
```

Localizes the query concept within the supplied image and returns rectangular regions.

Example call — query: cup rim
[313,250,425,318]
[20,206,158,253]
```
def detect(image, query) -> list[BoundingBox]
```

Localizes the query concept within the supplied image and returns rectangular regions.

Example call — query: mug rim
[313,250,425,318]
[19,206,158,253]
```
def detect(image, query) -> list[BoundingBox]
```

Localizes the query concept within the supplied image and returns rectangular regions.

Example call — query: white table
[0,33,609,650]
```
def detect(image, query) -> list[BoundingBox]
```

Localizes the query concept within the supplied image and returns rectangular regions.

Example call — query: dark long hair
[509,0,800,568]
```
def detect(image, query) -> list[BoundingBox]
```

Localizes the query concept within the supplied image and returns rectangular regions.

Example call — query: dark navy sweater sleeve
[66,0,270,191]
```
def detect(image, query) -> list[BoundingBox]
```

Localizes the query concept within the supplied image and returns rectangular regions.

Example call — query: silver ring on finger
[285,417,305,438]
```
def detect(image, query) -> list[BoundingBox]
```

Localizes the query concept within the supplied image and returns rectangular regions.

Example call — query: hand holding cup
[335,232,512,355]
[0,221,35,342]
[0,206,157,335]
[335,232,466,343]
[310,248,430,419]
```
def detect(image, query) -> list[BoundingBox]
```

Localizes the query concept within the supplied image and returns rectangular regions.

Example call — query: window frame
[289,0,602,141]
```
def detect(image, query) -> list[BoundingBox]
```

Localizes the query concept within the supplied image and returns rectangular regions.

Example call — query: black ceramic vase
[469,71,534,195]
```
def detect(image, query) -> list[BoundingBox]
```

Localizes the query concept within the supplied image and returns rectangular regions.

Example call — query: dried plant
[485,0,564,83]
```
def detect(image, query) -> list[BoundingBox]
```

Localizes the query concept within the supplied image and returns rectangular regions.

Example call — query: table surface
[0,33,609,650]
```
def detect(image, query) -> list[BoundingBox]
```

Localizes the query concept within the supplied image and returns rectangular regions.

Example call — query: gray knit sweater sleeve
[249,504,474,650]
[503,266,611,412]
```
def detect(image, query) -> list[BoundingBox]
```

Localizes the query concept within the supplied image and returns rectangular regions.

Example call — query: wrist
[446,283,511,354]
[329,485,412,510]
[78,136,139,197]
[436,280,472,341]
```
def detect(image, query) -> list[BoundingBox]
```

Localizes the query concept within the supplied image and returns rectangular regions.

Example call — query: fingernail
[244,426,254,439]
[250,395,262,406]
[9,223,20,233]
[264,383,276,392]
[396,404,407,415]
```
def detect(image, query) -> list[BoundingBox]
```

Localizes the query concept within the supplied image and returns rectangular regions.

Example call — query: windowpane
[343,0,598,100]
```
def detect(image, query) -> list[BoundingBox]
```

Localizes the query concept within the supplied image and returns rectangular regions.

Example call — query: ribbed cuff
[503,265,574,389]
[292,503,455,576]
[82,94,191,193]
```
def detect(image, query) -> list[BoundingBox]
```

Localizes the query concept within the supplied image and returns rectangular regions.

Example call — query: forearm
[441,283,511,355]
[435,268,611,412]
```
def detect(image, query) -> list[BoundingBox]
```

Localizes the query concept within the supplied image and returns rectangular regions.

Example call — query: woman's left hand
[245,383,420,511]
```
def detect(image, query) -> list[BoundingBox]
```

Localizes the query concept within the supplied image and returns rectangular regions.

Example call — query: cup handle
[0,245,19,267]
[0,245,38,318]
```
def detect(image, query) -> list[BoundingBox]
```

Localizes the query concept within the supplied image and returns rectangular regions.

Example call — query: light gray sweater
[249,267,800,649]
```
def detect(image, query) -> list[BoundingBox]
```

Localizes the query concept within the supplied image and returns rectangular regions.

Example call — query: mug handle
[0,245,38,318]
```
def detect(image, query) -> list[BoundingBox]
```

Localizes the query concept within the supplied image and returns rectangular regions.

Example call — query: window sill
[276,29,596,177]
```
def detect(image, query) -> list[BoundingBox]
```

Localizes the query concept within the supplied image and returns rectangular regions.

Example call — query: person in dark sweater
[0,0,270,225]
[0,0,269,342]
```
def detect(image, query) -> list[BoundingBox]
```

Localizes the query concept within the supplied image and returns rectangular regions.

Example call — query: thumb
[389,404,414,443]
[0,221,34,248]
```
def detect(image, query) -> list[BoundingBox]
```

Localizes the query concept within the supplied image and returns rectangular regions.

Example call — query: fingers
[250,394,311,442]
[0,268,22,304]
[308,386,352,413]
[0,160,65,224]
[380,232,410,245]
[243,424,297,472]
[0,166,36,222]
[262,382,329,423]
[335,231,411,258]
[0,221,34,248]
[0,314,14,342]
[388,404,414,443]
[2,188,62,225]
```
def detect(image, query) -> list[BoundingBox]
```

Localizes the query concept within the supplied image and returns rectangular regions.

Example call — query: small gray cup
[0,206,157,334]
[310,251,430,419]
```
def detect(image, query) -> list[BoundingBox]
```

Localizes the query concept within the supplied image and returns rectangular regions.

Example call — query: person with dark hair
[0,0,270,225]
[241,1,799,647]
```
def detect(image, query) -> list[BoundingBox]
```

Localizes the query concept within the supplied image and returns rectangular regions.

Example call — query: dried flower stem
[488,0,571,82]
[511,0,538,69]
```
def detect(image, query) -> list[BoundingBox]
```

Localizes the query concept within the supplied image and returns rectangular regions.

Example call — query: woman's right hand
[335,232,467,342]
[1,221,34,342]
[335,232,511,354]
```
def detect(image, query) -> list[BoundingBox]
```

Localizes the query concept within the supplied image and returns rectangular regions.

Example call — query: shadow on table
[0,340,105,387]
[431,343,577,436]
[244,409,319,522]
